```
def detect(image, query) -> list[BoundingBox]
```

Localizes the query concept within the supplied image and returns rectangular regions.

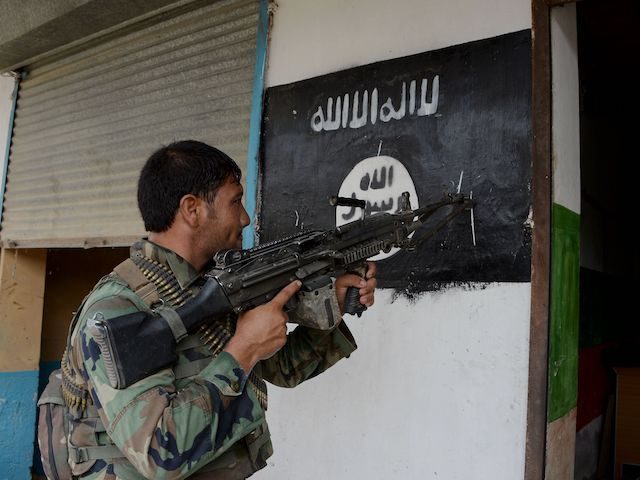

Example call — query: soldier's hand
[224,280,301,372]
[335,261,377,315]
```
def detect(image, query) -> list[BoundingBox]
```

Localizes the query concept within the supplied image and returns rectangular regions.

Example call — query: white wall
[260,1,533,479]
[266,0,531,88]
[551,4,580,213]
[0,74,17,215]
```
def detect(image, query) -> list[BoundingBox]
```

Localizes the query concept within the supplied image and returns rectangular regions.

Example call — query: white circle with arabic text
[336,155,418,260]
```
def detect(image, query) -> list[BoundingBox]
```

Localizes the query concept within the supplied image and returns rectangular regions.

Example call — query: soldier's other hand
[335,262,377,315]
[224,280,301,372]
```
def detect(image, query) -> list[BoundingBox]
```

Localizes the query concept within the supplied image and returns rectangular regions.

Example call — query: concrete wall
[0,0,184,71]
[0,248,46,480]
[259,1,533,479]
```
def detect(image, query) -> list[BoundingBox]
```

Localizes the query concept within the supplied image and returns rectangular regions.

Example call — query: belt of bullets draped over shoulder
[132,254,269,410]
[61,254,269,413]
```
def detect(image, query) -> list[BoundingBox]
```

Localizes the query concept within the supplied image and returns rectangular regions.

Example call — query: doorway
[575,0,640,478]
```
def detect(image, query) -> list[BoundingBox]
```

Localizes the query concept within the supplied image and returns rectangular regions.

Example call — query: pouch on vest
[36,269,132,480]
[37,369,72,480]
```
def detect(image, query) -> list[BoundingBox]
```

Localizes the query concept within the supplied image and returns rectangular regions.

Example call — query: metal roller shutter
[1,0,259,248]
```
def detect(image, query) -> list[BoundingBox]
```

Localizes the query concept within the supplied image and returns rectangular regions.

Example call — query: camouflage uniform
[66,239,357,479]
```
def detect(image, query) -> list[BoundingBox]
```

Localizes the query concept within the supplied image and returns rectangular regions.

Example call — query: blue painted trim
[0,74,19,226]
[0,369,39,480]
[243,0,269,249]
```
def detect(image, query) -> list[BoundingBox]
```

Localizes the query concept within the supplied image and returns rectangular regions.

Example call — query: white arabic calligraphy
[311,75,439,132]
[336,155,418,260]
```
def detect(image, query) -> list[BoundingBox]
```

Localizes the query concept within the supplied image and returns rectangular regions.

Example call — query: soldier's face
[199,176,250,254]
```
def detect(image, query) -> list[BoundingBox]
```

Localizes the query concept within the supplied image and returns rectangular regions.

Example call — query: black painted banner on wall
[260,30,532,292]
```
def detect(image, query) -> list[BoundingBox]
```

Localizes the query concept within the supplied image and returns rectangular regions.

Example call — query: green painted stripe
[548,203,580,422]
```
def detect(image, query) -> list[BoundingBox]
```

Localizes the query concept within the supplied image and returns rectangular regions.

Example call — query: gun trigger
[284,296,298,313]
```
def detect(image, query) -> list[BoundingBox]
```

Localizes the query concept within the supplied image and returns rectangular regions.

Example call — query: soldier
[62,140,377,479]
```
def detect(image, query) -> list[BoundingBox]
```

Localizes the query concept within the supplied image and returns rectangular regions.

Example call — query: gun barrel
[412,194,470,221]
[408,195,475,246]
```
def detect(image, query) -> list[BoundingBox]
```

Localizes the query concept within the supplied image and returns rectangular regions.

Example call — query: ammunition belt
[132,255,193,307]
[199,319,269,410]
[134,254,269,410]
[61,350,91,411]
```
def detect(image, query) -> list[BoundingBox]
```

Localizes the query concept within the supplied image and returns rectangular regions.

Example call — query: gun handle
[344,263,368,317]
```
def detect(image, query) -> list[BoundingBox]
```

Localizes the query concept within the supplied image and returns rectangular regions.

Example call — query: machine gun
[90,192,474,388]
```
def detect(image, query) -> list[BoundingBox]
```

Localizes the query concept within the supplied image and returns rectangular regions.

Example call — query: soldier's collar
[131,239,201,290]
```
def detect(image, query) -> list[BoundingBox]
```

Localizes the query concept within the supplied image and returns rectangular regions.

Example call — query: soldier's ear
[178,194,201,228]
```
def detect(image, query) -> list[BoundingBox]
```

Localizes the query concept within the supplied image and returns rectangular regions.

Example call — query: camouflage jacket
[66,240,357,479]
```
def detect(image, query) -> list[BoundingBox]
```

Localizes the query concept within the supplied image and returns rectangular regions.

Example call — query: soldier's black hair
[137,140,242,232]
